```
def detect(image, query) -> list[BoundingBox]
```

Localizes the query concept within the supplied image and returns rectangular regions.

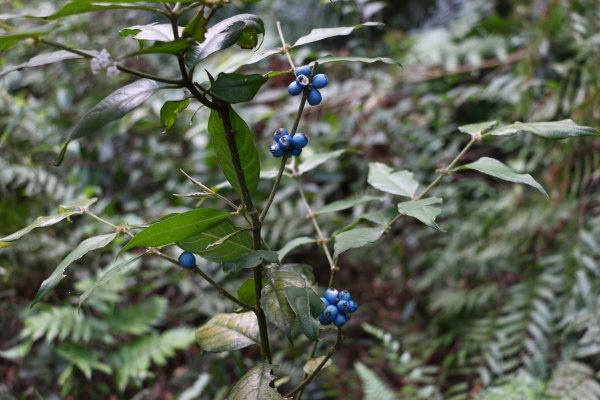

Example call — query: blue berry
[348,300,358,313]
[291,147,302,156]
[270,141,284,157]
[295,65,312,77]
[307,88,322,106]
[296,74,310,88]
[292,133,308,148]
[278,134,294,150]
[288,81,302,96]
[312,74,328,89]
[338,290,351,301]
[334,313,347,327]
[178,251,196,269]
[319,305,338,325]
[337,299,350,313]
[274,128,288,141]
[324,288,339,304]
[321,297,330,306]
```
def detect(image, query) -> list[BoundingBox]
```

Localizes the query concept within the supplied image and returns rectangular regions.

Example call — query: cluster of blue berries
[319,288,359,327]
[178,251,196,269]
[269,128,308,157]
[287,65,329,106]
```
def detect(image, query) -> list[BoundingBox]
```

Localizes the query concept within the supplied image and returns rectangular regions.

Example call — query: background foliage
[1,0,599,398]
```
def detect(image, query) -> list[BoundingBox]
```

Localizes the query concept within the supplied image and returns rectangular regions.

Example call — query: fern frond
[355,362,397,400]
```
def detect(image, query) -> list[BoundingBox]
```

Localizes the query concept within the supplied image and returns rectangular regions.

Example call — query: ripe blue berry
[338,290,351,301]
[312,74,329,89]
[319,305,338,325]
[292,133,308,148]
[291,147,302,156]
[324,288,339,304]
[295,65,312,77]
[307,88,322,106]
[288,81,302,96]
[337,299,350,313]
[278,134,294,149]
[178,251,196,269]
[296,74,310,88]
[270,141,284,157]
[274,128,288,141]
[348,300,358,313]
[334,313,347,327]
[321,297,330,306]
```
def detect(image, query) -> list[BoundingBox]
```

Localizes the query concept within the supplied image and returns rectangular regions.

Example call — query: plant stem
[276,21,296,70]
[260,155,289,222]
[285,329,343,398]
[179,169,239,211]
[86,211,134,238]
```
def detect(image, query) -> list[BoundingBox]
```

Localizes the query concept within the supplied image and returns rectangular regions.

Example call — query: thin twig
[260,155,289,222]
[276,21,296,70]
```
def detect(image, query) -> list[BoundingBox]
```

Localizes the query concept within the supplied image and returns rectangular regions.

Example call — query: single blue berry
[288,81,302,96]
[296,74,310,88]
[178,251,196,269]
[312,74,328,89]
[278,134,294,150]
[337,299,350,313]
[295,65,312,77]
[321,297,330,306]
[274,128,288,141]
[291,147,302,156]
[292,133,308,148]
[320,305,338,325]
[324,288,339,304]
[338,290,351,301]
[334,313,347,327]
[307,88,322,106]
[348,300,358,313]
[270,141,284,157]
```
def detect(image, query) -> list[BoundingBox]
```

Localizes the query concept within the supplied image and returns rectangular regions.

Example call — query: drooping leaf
[319,195,382,214]
[244,49,282,65]
[120,208,230,254]
[236,26,259,49]
[293,22,384,47]
[195,312,258,353]
[237,278,257,307]
[182,11,207,42]
[0,27,52,51]
[178,220,253,263]
[127,38,193,56]
[333,227,386,261]
[397,197,444,231]
[160,98,190,131]
[0,50,94,77]
[207,108,260,197]
[461,157,548,197]
[31,233,118,307]
[316,55,401,66]
[228,363,283,400]
[485,119,599,139]
[261,266,307,341]
[277,237,315,260]
[41,3,160,20]
[56,79,166,165]
[284,287,325,341]
[355,362,397,400]
[119,23,182,41]
[298,149,345,175]
[304,356,333,375]
[367,162,419,198]
[458,121,499,137]
[222,251,279,274]
[210,72,267,104]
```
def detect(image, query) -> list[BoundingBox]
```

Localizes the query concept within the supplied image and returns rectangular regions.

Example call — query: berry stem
[276,21,296,70]
[260,154,289,222]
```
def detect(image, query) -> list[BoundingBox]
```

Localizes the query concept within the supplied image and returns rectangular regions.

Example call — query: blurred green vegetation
[1,0,599,399]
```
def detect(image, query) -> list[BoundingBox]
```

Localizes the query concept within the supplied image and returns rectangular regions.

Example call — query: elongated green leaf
[298,149,345,175]
[160,98,190,131]
[208,108,260,197]
[244,49,282,65]
[223,251,279,274]
[277,237,315,259]
[195,312,258,353]
[461,157,548,197]
[355,362,397,400]
[334,227,386,261]
[397,197,444,231]
[368,162,419,197]
[41,3,160,20]
[120,208,230,254]
[56,79,166,165]
[285,287,324,341]
[293,22,384,47]
[0,50,93,77]
[229,363,283,400]
[304,356,333,375]
[237,278,257,308]
[127,38,193,56]
[261,267,307,341]
[31,233,118,307]
[485,119,599,139]
[55,343,112,380]
[0,27,52,51]
[182,11,207,42]
[320,195,382,214]
[178,220,253,262]
[185,14,264,68]
[120,23,181,41]
[210,72,267,104]
[458,121,498,137]
[316,55,401,66]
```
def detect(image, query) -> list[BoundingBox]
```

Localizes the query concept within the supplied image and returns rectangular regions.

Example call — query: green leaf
[367,162,419,198]
[261,266,307,341]
[0,50,93,77]
[210,72,267,104]
[185,14,264,68]
[316,55,401,66]
[486,119,600,139]
[178,220,253,262]
[55,343,111,380]
[228,363,283,400]
[277,237,315,260]
[304,356,333,375]
[236,26,259,49]
[160,98,190,131]
[244,49,282,65]
[458,121,499,137]
[355,362,397,400]
[56,79,166,166]
[333,227,386,261]
[461,157,548,197]
[284,287,325,341]
[293,22,384,47]
[127,38,193,56]
[31,233,118,307]
[397,197,444,231]
[120,208,230,254]
[182,11,207,42]
[0,27,52,51]
[237,278,258,307]
[119,23,180,41]
[195,312,258,353]
[208,108,260,197]
[0,341,33,361]
[319,195,382,214]
[223,251,279,274]
[298,149,345,175]
[41,3,160,20]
